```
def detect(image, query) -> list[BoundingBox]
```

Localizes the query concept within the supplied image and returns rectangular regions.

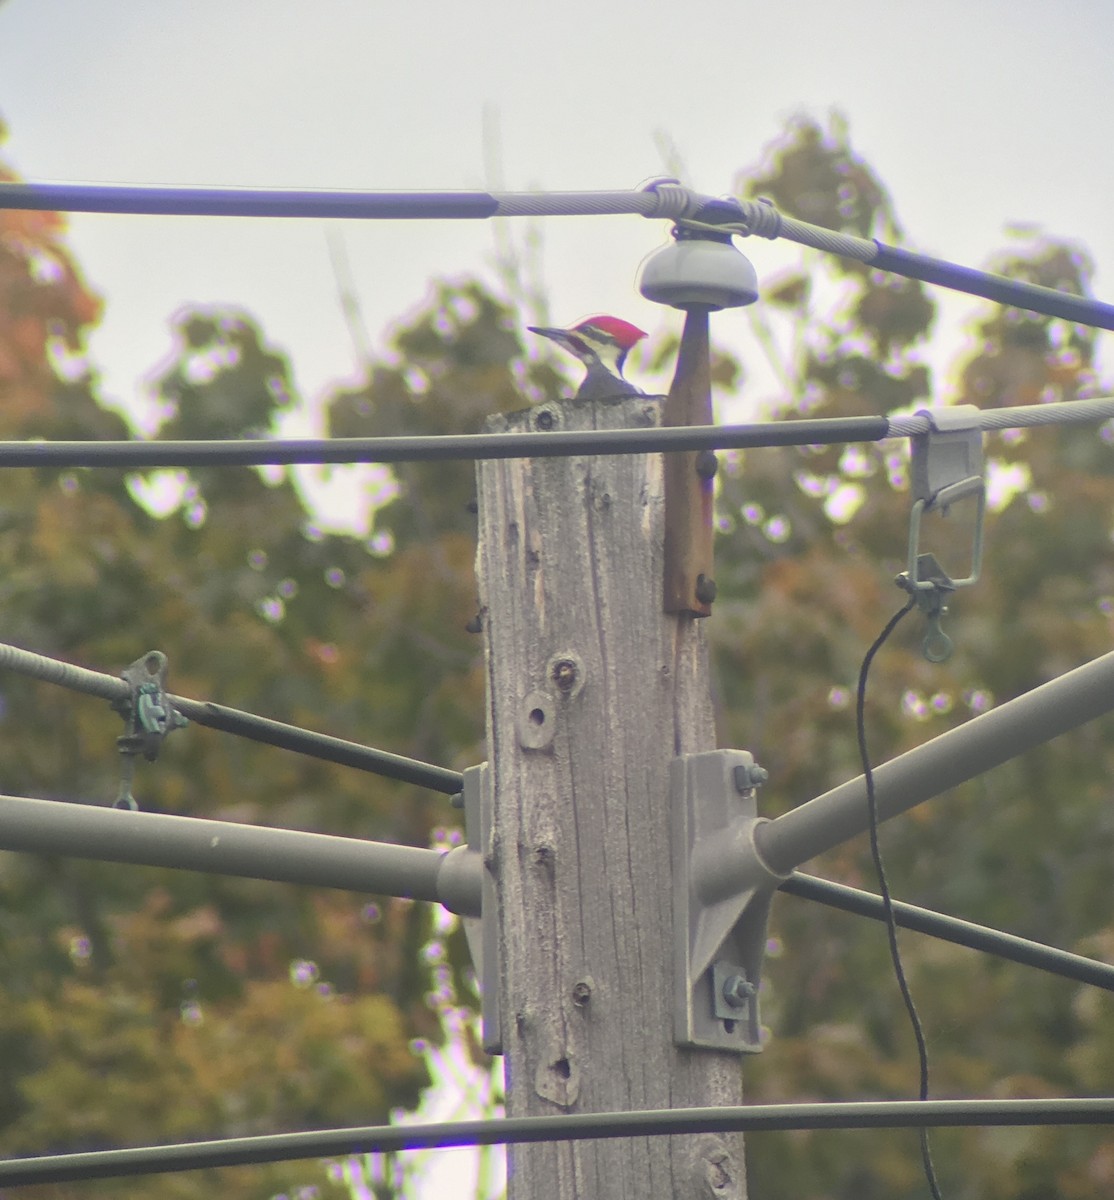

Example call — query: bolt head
[695,449,719,480]
[694,574,717,605]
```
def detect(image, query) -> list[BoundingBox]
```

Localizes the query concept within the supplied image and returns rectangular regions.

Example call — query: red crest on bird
[572,315,648,348]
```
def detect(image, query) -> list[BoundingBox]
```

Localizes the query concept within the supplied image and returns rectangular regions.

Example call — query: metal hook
[922,607,954,664]
[896,553,956,662]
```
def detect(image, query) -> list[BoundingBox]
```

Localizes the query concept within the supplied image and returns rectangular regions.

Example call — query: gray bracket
[459,763,502,1055]
[672,749,789,1053]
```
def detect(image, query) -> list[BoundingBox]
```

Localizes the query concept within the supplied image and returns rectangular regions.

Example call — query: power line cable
[0,641,462,795]
[0,417,895,468]
[3,1097,1113,1187]
[857,595,942,1199]
[3,182,1114,330]
[0,181,686,221]
[0,394,1112,471]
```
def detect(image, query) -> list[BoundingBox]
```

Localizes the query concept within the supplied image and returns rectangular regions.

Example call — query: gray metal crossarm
[0,795,483,916]
[756,647,1114,876]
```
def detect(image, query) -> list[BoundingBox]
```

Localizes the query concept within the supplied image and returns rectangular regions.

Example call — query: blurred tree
[3,107,1114,1200]
[719,115,1114,1200]
[0,125,545,1200]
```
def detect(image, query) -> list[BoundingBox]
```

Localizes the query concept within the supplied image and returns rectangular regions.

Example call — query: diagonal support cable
[781,873,1114,992]
[0,641,462,795]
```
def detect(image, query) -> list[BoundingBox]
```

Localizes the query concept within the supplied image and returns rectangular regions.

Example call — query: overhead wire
[0,394,1110,471]
[3,1097,1114,1187]
[4,181,1114,329]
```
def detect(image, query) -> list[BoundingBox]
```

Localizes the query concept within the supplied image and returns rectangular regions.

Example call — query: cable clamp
[895,406,986,662]
[111,651,188,809]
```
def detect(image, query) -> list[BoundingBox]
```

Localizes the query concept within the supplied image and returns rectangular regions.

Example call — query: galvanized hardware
[695,450,719,480]
[896,553,955,663]
[715,965,756,1018]
[672,749,789,1053]
[458,763,501,1054]
[734,763,768,792]
[111,652,188,810]
[896,407,986,662]
[694,574,717,606]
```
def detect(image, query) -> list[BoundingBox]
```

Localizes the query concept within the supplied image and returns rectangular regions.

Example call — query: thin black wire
[857,594,943,1200]
[3,1097,1114,1186]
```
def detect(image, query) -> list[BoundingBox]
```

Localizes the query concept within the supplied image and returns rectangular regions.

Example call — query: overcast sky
[2,2,1112,1192]
[3,0,1113,435]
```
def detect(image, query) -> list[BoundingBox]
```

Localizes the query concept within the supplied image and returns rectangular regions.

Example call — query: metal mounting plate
[672,749,785,1053]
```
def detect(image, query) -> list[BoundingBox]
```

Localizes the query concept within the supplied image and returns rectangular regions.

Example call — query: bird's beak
[527,325,571,346]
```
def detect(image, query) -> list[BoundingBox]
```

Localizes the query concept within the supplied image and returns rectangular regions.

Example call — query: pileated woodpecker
[528,316,647,400]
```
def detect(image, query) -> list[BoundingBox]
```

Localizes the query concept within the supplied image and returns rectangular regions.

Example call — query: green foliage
[721,115,1114,1199]
[0,171,543,1197]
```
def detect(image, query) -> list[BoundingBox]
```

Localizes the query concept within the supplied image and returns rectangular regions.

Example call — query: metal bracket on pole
[896,406,986,662]
[459,762,502,1055]
[672,749,789,1053]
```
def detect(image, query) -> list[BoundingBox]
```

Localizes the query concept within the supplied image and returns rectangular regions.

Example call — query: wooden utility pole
[476,394,746,1199]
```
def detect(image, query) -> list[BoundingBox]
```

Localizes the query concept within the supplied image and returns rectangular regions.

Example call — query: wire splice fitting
[111,651,188,809]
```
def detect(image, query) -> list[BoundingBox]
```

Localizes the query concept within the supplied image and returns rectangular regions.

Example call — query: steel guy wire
[781,873,1114,992]
[0,640,462,795]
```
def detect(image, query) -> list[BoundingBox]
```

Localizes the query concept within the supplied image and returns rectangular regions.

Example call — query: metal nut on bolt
[721,974,755,1009]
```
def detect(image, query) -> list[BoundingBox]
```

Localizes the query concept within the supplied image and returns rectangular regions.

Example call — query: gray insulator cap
[639,232,759,310]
